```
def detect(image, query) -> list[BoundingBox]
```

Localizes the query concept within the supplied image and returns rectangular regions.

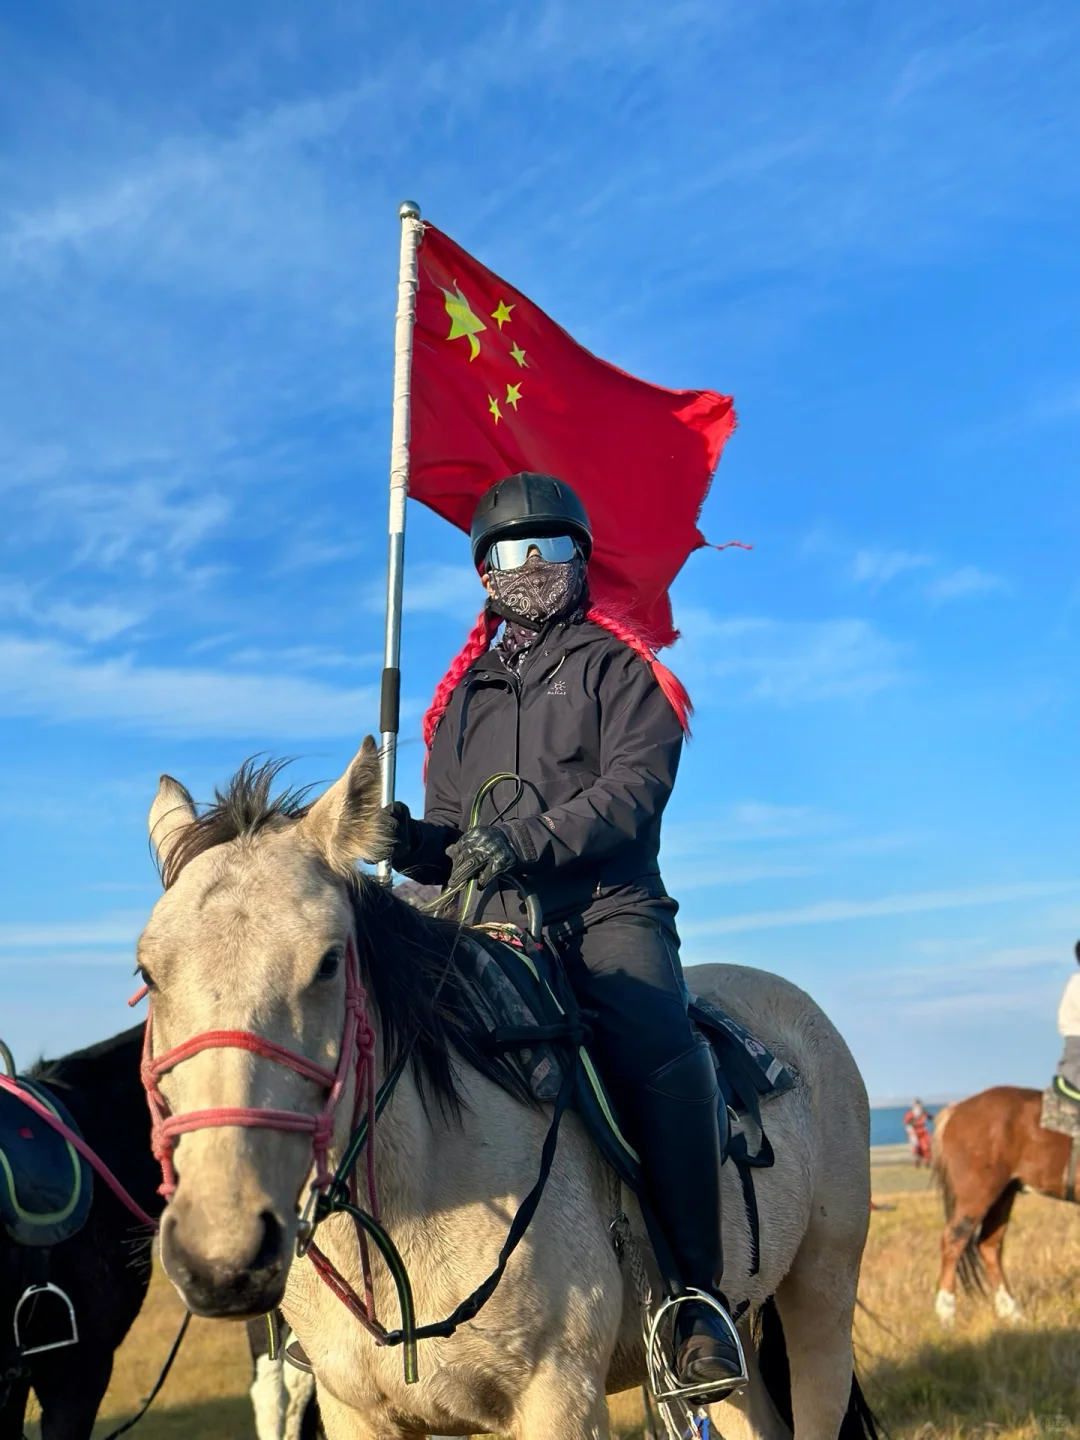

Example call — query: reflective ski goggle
[485,534,577,571]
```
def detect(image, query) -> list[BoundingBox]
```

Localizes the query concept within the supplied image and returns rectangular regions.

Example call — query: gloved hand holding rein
[445,825,522,891]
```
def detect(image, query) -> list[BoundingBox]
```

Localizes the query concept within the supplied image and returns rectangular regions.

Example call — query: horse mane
[159,758,532,1115]
[158,757,314,888]
[347,876,534,1115]
[30,1024,146,1092]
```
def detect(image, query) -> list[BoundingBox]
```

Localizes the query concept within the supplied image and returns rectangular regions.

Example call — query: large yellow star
[505,382,522,411]
[441,282,487,360]
[491,299,515,329]
[488,395,502,424]
[510,342,528,368]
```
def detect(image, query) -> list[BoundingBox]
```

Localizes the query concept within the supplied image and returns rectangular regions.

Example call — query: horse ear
[149,776,197,875]
[298,737,392,874]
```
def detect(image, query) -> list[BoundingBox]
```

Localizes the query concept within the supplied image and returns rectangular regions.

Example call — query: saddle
[1050,1074,1080,1110]
[0,1076,93,1249]
[456,930,795,1194]
[1039,1086,1080,1204]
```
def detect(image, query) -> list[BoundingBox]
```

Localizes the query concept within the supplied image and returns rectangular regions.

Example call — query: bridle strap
[140,938,375,1201]
[146,1031,338,1090]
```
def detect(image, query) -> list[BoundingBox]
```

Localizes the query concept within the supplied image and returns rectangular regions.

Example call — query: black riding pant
[554,908,725,1294]
[555,910,695,1131]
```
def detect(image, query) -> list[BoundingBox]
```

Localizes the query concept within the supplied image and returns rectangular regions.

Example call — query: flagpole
[377,199,423,883]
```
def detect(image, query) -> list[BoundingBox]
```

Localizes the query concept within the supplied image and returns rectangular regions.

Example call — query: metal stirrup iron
[645,1288,748,1420]
[13,1282,79,1357]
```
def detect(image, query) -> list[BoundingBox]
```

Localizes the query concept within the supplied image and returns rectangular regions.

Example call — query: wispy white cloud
[680,611,906,704]
[225,645,380,672]
[664,803,838,850]
[668,861,816,892]
[365,564,481,618]
[0,633,380,738]
[0,578,142,642]
[809,531,1007,607]
[0,912,144,948]
[682,880,1080,937]
[923,564,1007,604]
[850,548,933,589]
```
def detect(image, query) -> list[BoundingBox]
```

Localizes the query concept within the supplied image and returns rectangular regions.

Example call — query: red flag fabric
[408,225,735,648]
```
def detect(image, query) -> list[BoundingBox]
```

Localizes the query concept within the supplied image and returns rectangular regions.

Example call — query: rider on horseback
[386,472,743,1391]
[1054,941,1080,1102]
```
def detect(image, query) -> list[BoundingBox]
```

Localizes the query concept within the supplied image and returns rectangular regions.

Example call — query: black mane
[161,757,530,1113]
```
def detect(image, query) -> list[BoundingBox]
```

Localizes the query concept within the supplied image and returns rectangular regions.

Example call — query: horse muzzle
[160,1196,290,1318]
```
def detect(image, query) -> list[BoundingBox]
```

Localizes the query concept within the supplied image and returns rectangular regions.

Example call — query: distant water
[870,1105,930,1146]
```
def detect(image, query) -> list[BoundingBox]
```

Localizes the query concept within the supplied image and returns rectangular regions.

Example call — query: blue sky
[1,0,1077,1101]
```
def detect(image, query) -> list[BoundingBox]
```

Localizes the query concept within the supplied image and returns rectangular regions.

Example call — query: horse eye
[136,964,155,989]
[315,948,342,981]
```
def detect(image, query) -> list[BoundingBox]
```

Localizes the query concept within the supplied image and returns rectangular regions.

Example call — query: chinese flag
[408,225,736,648]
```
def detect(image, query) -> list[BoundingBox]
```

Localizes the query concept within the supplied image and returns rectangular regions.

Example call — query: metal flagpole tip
[399,200,421,220]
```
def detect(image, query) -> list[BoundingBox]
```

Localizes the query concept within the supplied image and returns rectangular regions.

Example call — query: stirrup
[646,1288,748,1406]
[13,1282,79,1357]
[283,1338,314,1374]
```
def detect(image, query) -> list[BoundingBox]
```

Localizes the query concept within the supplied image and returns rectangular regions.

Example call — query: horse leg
[707,1327,792,1440]
[977,1184,1022,1323]
[313,1382,427,1440]
[772,1247,859,1440]
[935,1207,979,1326]
[34,1349,114,1440]
[511,1359,610,1440]
[0,1374,32,1440]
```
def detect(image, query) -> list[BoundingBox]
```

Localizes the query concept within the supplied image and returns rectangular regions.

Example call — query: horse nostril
[251,1209,284,1273]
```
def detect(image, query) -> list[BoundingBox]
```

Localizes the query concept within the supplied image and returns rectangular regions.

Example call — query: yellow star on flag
[488,395,502,424]
[491,299,515,329]
[505,382,522,411]
[510,342,528,368]
[441,282,487,360]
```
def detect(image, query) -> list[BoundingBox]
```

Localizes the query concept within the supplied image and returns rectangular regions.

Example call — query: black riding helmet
[470,472,593,570]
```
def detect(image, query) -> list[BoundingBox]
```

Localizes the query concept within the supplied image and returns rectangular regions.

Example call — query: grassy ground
[24,1160,1079,1438]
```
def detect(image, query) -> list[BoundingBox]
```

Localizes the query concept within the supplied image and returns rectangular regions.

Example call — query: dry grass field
[23,1159,1079,1439]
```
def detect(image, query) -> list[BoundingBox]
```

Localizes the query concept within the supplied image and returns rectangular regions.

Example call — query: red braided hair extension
[586,605,693,734]
[422,607,500,751]
[422,602,693,754]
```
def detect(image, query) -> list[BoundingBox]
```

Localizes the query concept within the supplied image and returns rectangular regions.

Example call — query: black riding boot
[631,1037,743,1390]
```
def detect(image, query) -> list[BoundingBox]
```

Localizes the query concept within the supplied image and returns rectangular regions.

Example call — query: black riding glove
[384,800,423,872]
[446,825,521,890]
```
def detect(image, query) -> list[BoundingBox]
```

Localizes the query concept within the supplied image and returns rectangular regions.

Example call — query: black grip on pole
[380,667,401,735]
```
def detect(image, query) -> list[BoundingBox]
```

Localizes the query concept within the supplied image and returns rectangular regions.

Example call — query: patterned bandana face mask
[486,553,584,627]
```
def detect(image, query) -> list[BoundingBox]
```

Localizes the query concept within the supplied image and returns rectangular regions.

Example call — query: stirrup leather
[646,1288,748,1406]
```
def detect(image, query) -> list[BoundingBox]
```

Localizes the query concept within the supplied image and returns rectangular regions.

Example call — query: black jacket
[399,616,683,930]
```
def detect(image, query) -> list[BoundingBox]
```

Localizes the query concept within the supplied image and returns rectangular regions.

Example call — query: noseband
[139,937,377,1203]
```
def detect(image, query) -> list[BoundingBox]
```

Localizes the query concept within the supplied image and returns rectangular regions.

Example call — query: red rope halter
[138,937,378,1209]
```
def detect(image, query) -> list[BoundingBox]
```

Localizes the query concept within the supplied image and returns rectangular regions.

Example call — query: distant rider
[387,473,743,1393]
[903,1100,933,1167]
[1053,940,1080,1102]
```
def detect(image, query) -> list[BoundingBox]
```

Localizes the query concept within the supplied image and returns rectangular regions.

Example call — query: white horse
[138,740,874,1440]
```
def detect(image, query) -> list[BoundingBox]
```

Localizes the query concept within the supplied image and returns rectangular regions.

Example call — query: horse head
[138,739,391,1318]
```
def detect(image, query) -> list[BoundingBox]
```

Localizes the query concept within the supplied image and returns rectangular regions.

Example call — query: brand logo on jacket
[547,678,568,696]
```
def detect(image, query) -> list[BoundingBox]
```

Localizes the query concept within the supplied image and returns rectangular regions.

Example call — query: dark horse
[930,1085,1078,1325]
[1,1025,162,1440]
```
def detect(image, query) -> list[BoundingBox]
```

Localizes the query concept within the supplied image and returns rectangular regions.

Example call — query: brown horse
[930,1086,1078,1324]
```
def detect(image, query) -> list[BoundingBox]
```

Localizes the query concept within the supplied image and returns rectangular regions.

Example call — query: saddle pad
[0,1077,93,1247]
[1041,1084,1080,1138]
[458,931,795,1193]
